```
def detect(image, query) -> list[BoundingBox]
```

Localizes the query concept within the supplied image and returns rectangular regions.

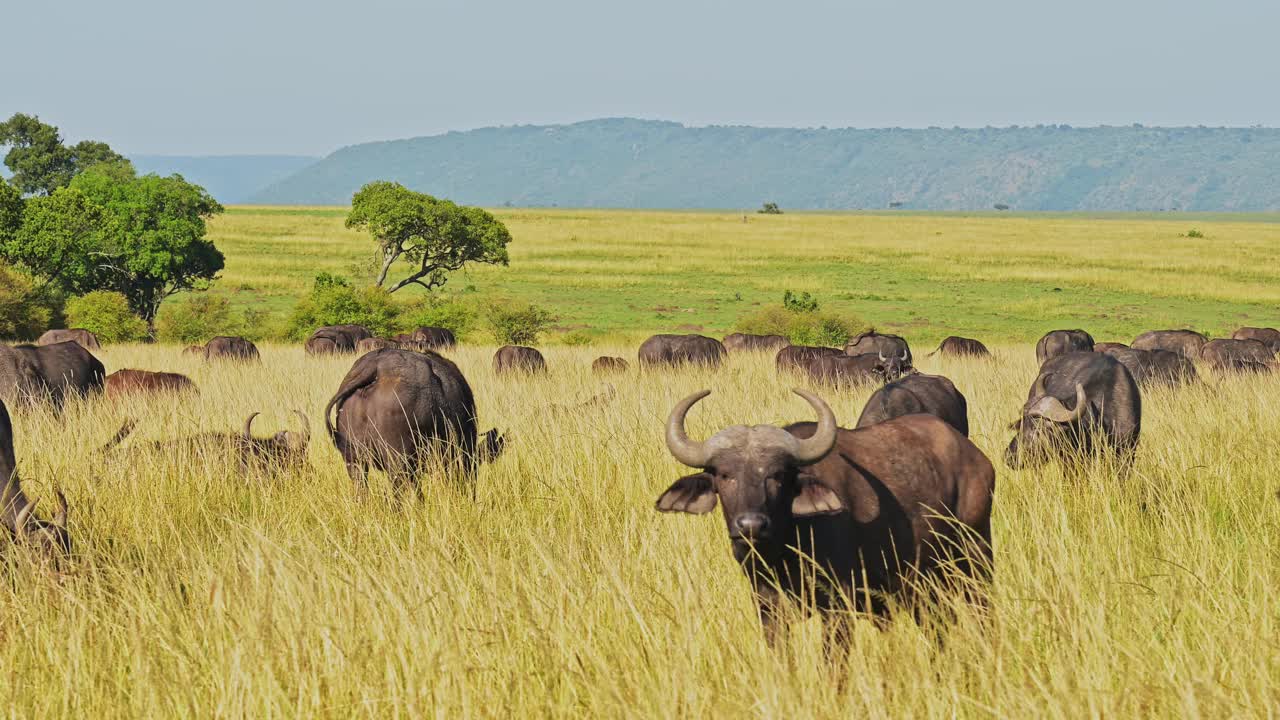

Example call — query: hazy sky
[3,0,1276,156]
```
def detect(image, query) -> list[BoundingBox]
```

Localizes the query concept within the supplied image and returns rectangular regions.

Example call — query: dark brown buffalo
[0,342,105,410]
[1200,338,1274,374]
[806,353,906,389]
[105,369,198,398]
[37,328,101,351]
[722,333,789,353]
[856,373,969,436]
[1035,329,1094,365]
[326,349,504,498]
[411,327,457,350]
[1006,352,1141,469]
[204,336,259,362]
[1231,327,1280,354]
[1099,346,1199,388]
[0,398,70,567]
[931,336,991,358]
[656,389,994,638]
[305,327,358,355]
[494,345,548,375]
[1092,342,1129,353]
[357,338,399,354]
[592,356,630,374]
[638,334,726,369]
[1131,329,1207,358]
[775,345,842,374]
[102,411,311,475]
[844,331,912,365]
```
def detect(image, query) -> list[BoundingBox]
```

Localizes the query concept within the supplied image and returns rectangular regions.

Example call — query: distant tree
[346,181,512,293]
[0,113,129,196]
[888,201,904,209]
[993,203,1010,211]
[758,202,783,215]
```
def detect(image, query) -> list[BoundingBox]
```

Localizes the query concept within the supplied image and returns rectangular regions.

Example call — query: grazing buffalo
[1099,347,1198,388]
[37,328,101,351]
[856,373,969,436]
[494,345,547,375]
[656,389,994,637]
[592,356,630,374]
[1131,329,1207,358]
[1035,329,1094,365]
[722,333,789,354]
[1005,352,1141,469]
[0,399,71,567]
[102,411,311,476]
[411,327,457,350]
[182,344,204,356]
[356,338,398,354]
[0,342,105,410]
[326,349,505,498]
[775,345,842,374]
[306,329,355,355]
[931,336,991,358]
[638,334,726,369]
[1093,342,1129,353]
[1231,327,1280,354]
[806,353,908,389]
[105,369,198,398]
[1200,338,1274,374]
[845,331,912,365]
[204,336,259,362]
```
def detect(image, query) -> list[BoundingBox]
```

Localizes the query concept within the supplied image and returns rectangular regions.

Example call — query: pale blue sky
[3,0,1276,156]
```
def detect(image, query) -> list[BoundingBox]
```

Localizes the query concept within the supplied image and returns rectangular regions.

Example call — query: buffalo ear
[791,481,844,517]
[655,473,717,514]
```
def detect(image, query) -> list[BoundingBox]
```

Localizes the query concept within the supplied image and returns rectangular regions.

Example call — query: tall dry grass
[1,344,1277,717]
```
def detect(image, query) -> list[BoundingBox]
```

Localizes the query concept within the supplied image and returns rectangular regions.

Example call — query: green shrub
[0,264,58,340]
[486,301,556,345]
[156,294,238,343]
[736,297,863,347]
[758,202,783,215]
[398,295,479,339]
[286,274,400,340]
[783,290,819,313]
[1185,229,1205,238]
[65,291,149,342]
[560,329,598,346]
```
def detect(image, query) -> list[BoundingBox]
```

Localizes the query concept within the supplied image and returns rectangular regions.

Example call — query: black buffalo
[775,345,842,374]
[305,325,372,355]
[1006,352,1141,469]
[102,411,311,476]
[37,328,101,351]
[412,327,458,350]
[204,336,260,362]
[1099,346,1198,388]
[326,349,504,499]
[856,373,969,436]
[494,345,548,375]
[638,334,726,369]
[1200,338,1274,374]
[1232,327,1280,354]
[722,333,789,353]
[356,338,399,354]
[845,331,912,365]
[805,353,907,389]
[592,356,630,374]
[1092,342,1129,353]
[0,341,105,410]
[1131,329,1207,358]
[656,389,994,638]
[930,336,991,358]
[1035,329,1094,365]
[0,398,70,567]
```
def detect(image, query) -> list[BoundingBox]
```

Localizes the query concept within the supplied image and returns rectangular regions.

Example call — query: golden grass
[2,344,1277,716]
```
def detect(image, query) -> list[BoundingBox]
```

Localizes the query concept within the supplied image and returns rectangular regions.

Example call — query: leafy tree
[346,181,511,293]
[0,113,129,195]
[0,263,58,340]
[286,273,400,339]
[8,187,108,294]
[758,202,783,214]
[0,179,22,244]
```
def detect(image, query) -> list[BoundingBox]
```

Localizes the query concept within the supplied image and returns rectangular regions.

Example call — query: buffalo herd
[1,321,1276,644]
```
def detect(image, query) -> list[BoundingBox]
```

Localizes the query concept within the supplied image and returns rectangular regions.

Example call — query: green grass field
[207,207,1280,345]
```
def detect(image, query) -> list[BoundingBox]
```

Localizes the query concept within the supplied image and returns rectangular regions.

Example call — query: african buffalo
[326,349,505,499]
[0,342,105,410]
[806,353,907,389]
[1093,342,1129,353]
[494,345,547,375]
[0,399,70,567]
[1231,327,1280,354]
[845,331,912,365]
[411,327,457,350]
[1099,347,1198,388]
[656,389,994,638]
[182,344,204,356]
[856,373,969,436]
[357,338,399,354]
[775,345,842,374]
[592,356,630,374]
[1131,329,1207,358]
[305,330,353,355]
[204,336,259,362]
[1035,329,1094,365]
[722,333,789,353]
[37,328,101,351]
[102,411,311,476]
[638,334,726,369]
[1200,338,1274,374]
[930,336,991,358]
[105,369,198,398]
[1006,352,1140,469]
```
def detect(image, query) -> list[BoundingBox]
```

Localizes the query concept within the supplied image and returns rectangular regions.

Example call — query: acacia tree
[345,181,511,293]
[0,113,129,196]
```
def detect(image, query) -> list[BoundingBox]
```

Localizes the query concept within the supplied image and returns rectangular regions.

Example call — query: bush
[758,202,783,215]
[560,329,598,346]
[287,274,400,340]
[65,291,149,342]
[783,290,819,314]
[156,294,237,344]
[398,295,479,340]
[736,294,864,347]
[0,264,59,340]
[1185,229,1205,238]
[486,301,556,345]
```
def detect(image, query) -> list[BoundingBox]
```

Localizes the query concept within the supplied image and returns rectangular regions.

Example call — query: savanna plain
[4,209,1280,717]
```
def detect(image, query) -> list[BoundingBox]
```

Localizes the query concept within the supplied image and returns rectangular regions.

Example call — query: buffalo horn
[665,390,713,468]
[13,501,34,535]
[243,412,260,440]
[790,389,838,465]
